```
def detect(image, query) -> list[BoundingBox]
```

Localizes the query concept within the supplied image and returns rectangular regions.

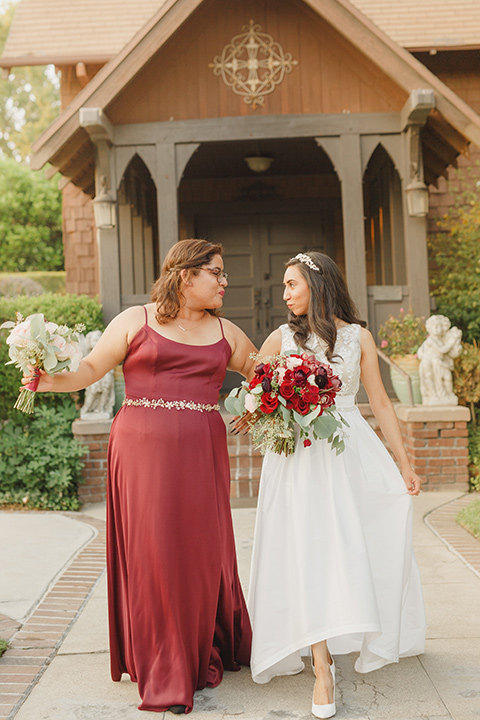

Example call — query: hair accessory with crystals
[293,253,320,272]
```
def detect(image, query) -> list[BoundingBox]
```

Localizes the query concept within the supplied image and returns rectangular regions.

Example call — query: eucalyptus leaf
[224,394,241,415]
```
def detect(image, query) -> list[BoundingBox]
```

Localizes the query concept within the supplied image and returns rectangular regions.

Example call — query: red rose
[303,438,312,448]
[260,392,279,414]
[303,386,320,405]
[295,396,310,415]
[279,382,295,399]
[248,375,262,389]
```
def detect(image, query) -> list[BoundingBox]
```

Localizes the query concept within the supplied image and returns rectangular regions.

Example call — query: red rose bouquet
[225,352,347,456]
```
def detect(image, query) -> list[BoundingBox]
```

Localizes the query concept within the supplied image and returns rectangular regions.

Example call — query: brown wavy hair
[286,252,366,361]
[151,239,223,324]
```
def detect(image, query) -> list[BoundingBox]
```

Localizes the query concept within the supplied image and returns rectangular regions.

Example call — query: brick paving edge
[0,511,106,720]
[424,493,480,581]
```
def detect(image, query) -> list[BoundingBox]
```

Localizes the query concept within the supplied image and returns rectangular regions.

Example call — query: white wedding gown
[248,324,426,684]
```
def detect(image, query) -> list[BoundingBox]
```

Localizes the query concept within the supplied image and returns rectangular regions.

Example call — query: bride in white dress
[247,252,426,718]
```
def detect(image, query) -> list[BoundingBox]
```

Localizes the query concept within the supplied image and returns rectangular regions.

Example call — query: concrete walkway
[1,491,480,719]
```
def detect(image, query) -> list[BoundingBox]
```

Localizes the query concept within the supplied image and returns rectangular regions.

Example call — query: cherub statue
[417,315,462,406]
[79,330,115,420]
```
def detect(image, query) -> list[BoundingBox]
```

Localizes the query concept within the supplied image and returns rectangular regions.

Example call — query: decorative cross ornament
[209,20,298,109]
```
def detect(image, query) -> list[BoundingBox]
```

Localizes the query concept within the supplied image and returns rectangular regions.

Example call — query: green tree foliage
[428,201,480,344]
[0,156,63,270]
[0,1,60,162]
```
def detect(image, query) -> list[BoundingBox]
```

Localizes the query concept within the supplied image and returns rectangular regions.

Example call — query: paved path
[1,491,480,719]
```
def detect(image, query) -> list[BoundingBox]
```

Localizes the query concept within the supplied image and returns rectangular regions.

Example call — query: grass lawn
[457,498,480,539]
[0,639,8,657]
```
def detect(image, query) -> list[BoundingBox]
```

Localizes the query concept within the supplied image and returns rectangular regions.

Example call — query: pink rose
[244,393,257,413]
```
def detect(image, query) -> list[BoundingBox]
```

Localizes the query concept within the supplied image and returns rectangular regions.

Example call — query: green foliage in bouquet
[428,200,480,344]
[0,293,103,422]
[377,310,427,358]
[0,401,87,511]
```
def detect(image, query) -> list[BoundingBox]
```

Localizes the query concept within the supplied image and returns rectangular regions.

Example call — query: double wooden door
[195,209,334,350]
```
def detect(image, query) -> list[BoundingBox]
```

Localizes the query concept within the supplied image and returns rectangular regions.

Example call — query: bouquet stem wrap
[13,368,41,414]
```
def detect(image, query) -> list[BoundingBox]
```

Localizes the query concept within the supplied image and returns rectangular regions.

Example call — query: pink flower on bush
[381,340,388,349]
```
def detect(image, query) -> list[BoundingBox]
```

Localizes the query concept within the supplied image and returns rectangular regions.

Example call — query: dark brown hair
[151,239,223,324]
[286,252,366,361]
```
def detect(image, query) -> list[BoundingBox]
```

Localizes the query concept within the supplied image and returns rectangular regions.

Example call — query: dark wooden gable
[106,0,407,124]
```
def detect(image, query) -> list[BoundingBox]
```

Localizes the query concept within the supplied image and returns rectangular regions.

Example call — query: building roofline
[30,0,480,173]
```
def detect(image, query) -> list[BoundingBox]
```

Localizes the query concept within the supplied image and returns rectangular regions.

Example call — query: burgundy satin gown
[107,312,252,713]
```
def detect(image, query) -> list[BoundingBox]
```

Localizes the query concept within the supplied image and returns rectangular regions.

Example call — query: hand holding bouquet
[1,313,85,414]
[225,352,347,456]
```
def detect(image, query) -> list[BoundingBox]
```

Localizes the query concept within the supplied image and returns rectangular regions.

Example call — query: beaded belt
[122,397,220,413]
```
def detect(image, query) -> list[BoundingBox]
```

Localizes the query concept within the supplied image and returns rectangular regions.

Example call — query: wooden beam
[115,113,402,146]
[155,142,179,265]
[426,111,469,155]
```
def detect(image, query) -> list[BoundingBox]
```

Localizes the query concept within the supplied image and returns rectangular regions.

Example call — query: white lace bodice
[279,323,362,397]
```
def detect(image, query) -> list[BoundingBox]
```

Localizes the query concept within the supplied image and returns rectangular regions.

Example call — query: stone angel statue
[417,315,462,406]
[78,330,115,420]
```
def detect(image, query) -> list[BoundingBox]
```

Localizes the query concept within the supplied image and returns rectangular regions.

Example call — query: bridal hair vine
[294,253,320,273]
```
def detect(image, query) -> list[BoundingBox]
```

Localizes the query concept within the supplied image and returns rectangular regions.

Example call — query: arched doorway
[363,144,408,338]
[178,138,342,349]
[117,155,159,309]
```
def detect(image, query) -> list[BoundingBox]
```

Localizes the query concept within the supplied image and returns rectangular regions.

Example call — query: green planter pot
[389,354,422,405]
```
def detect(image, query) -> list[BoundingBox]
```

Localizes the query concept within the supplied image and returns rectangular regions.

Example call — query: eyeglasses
[199,266,228,283]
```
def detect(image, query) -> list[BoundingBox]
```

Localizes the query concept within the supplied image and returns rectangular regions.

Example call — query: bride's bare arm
[360,327,421,495]
[23,306,145,394]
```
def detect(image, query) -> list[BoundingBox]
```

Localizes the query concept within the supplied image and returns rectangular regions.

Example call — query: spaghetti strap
[218,317,225,339]
[143,305,148,324]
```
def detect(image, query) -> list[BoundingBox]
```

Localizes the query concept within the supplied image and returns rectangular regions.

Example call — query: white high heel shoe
[311,656,336,719]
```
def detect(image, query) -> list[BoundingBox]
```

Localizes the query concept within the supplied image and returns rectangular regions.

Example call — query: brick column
[394,405,471,491]
[72,418,112,505]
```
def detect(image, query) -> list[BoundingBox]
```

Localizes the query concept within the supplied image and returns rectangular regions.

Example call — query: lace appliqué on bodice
[279,324,362,397]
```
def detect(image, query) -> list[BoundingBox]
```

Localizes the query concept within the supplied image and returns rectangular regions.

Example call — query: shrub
[0,639,8,658]
[0,401,87,511]
[454,342,480,422]
[0,272,66,296]
[0,276,44,298]
[377,309,427,357]
[0,293,104,422]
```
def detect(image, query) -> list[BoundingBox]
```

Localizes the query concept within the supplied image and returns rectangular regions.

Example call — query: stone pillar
[72,418,112,505]
[395,405,471,490]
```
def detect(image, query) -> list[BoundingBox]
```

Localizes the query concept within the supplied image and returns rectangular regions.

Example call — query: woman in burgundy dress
[27,239,256,714]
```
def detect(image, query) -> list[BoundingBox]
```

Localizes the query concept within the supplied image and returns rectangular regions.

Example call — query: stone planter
[389,354,422,405]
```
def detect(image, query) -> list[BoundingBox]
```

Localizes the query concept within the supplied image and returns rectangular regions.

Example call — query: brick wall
[395,405,470,491]
[72,407,471,506]
[72,419,112,504]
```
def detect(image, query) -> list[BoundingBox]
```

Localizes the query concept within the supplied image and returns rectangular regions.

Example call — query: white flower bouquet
[1,313,85,414]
